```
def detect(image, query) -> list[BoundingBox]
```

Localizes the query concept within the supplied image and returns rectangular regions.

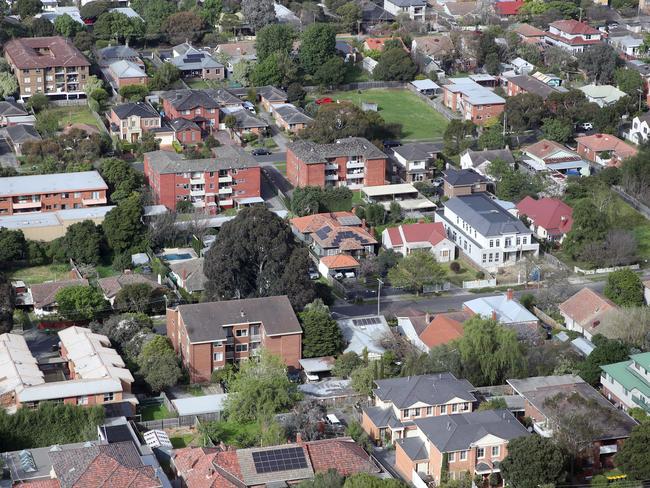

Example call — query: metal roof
[0,171,107,197]
[171,394,228,416]
[443,193,530,237]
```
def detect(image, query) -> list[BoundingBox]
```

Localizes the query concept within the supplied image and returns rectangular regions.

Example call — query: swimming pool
[164,253,193,261]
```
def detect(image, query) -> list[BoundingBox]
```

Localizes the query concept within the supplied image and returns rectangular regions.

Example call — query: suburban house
[3,36,90,101]
[318,254,361,279]
[460,148,515,178]
[514,23,546,45]
[96,44,144,68]
[172,438,381,488]
[169,117,202,145]
[531,71,563,87]
[442,169,490,198]
[221,106,269,142]
[382,222,455,262]
[143,147,261,213]
[169,258,207,294]
[443,2,479,19]
[509,57,535,75]
[97,272,161,306]
[361,373,477,443]
[0,171,107,215]
[396,310,470,352]
[495,0,524,17]
[411,35,454,75]
[601,351,650,414]
[506,74,562,99]
[216,40,257,74]
[291,212,377,259]
[544,20,603,53]
[108,102,171,145]
[576,133,638,167]
[435,193,539,271]
[5,124,41,156]
[394,409,529,485]
[286,138,387,189]
[442,78,506,125]
[362,183,436,213]
[272,104,313,133]
[610,34,644,59]
[107,59,148,89]
[160,89,221,136]
[256,85,289,112]
[520,139,589,175]
[508,375,637,474]
[0,327,136,412]
[516,196,573,243]
[383,0,426,20]
[167,296,303,382]
[463,289,540,338]
[578,84,627,107]
[0,100,30,126]
[391,142,443,183]
[559,287,618,340]
[168,42,224,80]
[337,315,391,359]
[627,113,650,144]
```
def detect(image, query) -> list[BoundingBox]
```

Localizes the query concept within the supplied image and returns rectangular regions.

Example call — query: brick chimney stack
[506,288,514,301]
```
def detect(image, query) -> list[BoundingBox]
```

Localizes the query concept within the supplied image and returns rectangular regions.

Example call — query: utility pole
[377,278,384,316]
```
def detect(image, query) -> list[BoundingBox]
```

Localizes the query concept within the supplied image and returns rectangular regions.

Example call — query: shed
[131,253,150,266]
[171,393,228,418]
[361,102,378,112]
[143,430,173,449]
[299,356,335,381]
[410,79,440,96]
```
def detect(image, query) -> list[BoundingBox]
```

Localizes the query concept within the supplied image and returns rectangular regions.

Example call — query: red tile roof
[18,481,61,488]
[576,134,638,161]
[516,196,573,236]
[173,448,239,488]
[320,254,360,269]
[495,0,523,15]
[418,311,469,348]
[290,212,357,234]
[386,222,448,247]
[515,23,546,38]
[559,287,617,333]
[4,36,90,69]
[363,37,408,52]
[550,19,600,35]
[73,453,160,487]
[305,438,380,476]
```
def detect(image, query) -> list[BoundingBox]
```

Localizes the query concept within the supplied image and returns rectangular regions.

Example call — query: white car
[243,101,256,114]
[579,122,593,131]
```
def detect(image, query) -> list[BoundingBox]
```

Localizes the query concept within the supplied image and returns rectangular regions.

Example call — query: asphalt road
[254,152,287,164]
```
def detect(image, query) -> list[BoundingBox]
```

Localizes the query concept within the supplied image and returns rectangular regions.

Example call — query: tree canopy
[373,48,417,82]
[136,335,181,392]
[615,421,650,480]
[255,24,297,62]
[61,220,104,265]
[102,192,146,256]
[387,250,445,295]
[299,23,336,75]
[300,299,343,358]
[500,435,568,488]
[55,286,108,321]
[604,268,644,307]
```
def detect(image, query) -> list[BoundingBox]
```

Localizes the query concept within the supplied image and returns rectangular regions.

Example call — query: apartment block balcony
[218,175,232,183]
[13,200,42,210]
[325,163,338,170]
[190,189,205,197]
[219,199,234,206]
[190,174,205,184]
[81,197,107,206]
[346,172,364,179]
[218,187,233,195]
[325,174,339,181]
[346,160,365,169]
[192,200,206,208]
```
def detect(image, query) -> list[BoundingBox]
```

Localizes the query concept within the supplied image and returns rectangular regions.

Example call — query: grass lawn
[47,106,99,129]
[201,420,259,447]
[139,403,176,421]
[611,196,650,261]
[186,79,210,89]
[445,258,481,286]
[273,161,286,175]
[95,264,120,278]
[9,263,72,285]
[170,434,197,448]
[318,89,448,140]
[352,190,363,206]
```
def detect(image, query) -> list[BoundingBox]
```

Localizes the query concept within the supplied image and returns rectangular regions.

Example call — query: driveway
[0,128,18,170]
[259,111,290,151]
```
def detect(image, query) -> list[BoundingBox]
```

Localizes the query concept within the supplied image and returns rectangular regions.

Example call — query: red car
[315,97,333,105]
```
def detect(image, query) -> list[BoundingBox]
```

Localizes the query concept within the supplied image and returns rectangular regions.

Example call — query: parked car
[243,101,256,113]
[432,177,444,187]
[308,270,320,280]
[579,122,593,131]
[383,140,402,148]
[315,97,333,105]
[252,148,272,156]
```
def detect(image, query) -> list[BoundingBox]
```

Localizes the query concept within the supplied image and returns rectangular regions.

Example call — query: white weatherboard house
[627,114,650,144]
[435,193,539,271]
[383,0,427,20]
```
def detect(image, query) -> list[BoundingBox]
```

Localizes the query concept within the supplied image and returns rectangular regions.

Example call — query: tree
[477,398,508,410]
[485,52,501,75]
[26,92,48,113]
[443,119,475,155]
[0,274,15,334]
[131,0,176,39]
[300,23,336,75]
[299,470,344,488]
[79,0,112,20]
[0,228,27,263]
[604,268,644,306]
[378,249,401,276]
[225,349,301,422]
[55,286,108,321]
[241,0,275,32]
[255,24,297,62]
[614,67,644,97]
[100,158,142,203]
[287,82,306,105]
[148,63,180,91]
[500,436,568,488]
[563,200,608,260]
[337,2,361,33]
[332,352,361,378]
[494,167,544,202]
[61,220,104,265]
[15,0,42,18]
[350,363,375,395]
[203,206,315,309]
[114,283,165,314]
[250,52,289,87]
[282,400,326,442]
[505,93,547,132]
[54,13,82,38]
[200,0,222,25]
[163,11,204,44]
[300,299,343,358]
[90,313,153,360]
[616,421,650,480]
[313,56,346,87]
[118,84,149,103]
[578,44,623,84]
[232,59,253,87]
[478,125,506,150]
[30,17,55,36]
[387,250,445,295]
[373,48,417,82]
[136,335,181,392]
[343,473,407,488]
[577,335,629,385]
[541,117,573,143]
[599,307,650,350]
[102,193,146,255]
[0,72,18,98]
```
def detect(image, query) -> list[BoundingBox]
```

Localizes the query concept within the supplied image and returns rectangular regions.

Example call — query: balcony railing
[632,395,650,413]
[13,201,41,210]
[190,189,205,197]
[346,172,364,179]
[218,187,233,195]
[218,175,232,183]
[325,174,338,181]
[325,163,338,170]
[346,160,365,169]
[81,197,107,206]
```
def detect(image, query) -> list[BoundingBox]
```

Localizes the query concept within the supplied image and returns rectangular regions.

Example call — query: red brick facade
[162,99,219,133]
[286,150,386,188]
[174,126,202,145]
[442,88,505,125]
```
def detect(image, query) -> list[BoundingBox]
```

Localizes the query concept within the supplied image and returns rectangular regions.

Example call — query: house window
[78,396,88,405]
[440,405,447,414]
[491,446,500,457]
[91,191,100,199]
[402,409,409,418]
[103,392,114,402]
[213,352,223,361]
[495,239,500,247]
[426,406,433,416]
[459,451,467,461]
[482,254,486,264]
[461,403,469,411]
[411,408,420,417]
[236,329,248,337]
[235,344,248,352]
[451,403,458,413]
[522,237,527,244]
[477,447,485,458]
[449,452,456,462]
[489,240,493,248]
[505,237,511,247]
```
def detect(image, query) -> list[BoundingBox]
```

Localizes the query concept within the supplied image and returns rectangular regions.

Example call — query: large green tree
[563,200,609,260]
[241,0,275,31]
[255,24,297,62]
[14,0,42,18]
[100,158,142,203]
[163,11,204,44]
[614,67,644,97]
[505,93,547,131]
[313,56,346,87]
[616,421,650,480]
[131,0,176,39]
[114,283,165,314]
[578,44,623,84]
[478,125,506,150]
[443,119,475,155]
[343,473,407,488]
[541,117,573,143]
[500,435,568,488]
[55,286,108,321]
[577,334,629,385]
[388,250,445,295]
[225,349,301,422]
[203,206,315,309]
[604,268,644,307]
[373,48,417,82]
[0,72,18,99]
[299,23,336,75]
[0,228,26,264]
[102,192,146,255]
[300,299,343,358]
[136,335,181,392]
[54,13,83,38]
[61,220,104,265]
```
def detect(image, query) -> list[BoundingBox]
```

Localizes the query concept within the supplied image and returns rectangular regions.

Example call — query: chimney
[506,288,514,301]
[491,310,497,321]
[425,312,431,323]
[296,432,303,444]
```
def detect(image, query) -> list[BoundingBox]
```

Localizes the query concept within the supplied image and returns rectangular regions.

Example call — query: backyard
[47,106,101,129]
[315,88,448,140]
[9,263,74,285]
[139,403,176,421]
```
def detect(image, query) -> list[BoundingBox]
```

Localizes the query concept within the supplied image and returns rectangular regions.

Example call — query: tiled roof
[311,225,376,250]
[304,438,380,476]
[393,142,442,161]
[30,278,89,309]
[396,222,448,246]
[495,0,523,15]
[516,196,573,235]
[445,1,478,15]
[514,23,546,37]
[97,273,159,299]
[320,254,360,269]
[412,36,454,57]
[6,124,41,144]
[419,311,469,348]
[169,117,201,132]
[291,212,360,233]
[544,32,602,46]
[364,37,407,51]
[0,100,28,117]
[216,41,256,57]
[373,373,476,409]
[559,287,617,331]
[508,74,559,99]
[550,19,600,35]
[522,139,579,162]
[576,134,638,159]
[144,146,257,174]
[257,85,288,101]
[161,89,221,110]
[463,148,515,166]
[287,137,386,164]
[112,102,159,120]
[4,36,90,69]
[274,104,313,125]
[169,258,207,293]
[443,168,488,186]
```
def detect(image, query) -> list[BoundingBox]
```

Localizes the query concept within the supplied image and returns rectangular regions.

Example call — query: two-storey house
[168,43,225,80]
[160,89,221,136]
[108,102,173,144]
[602,352,650,414]
[143,147,260,213]
[383,0,426,20]
[516,196,573,243]
[286,138,387,189]
[627,113,650,144]
[460,148,515,179]
[361,373,477,444]
[520,139,589,175]
[442,169,490,198]
[166,296,302,383]
[544,20,603,53]
[3,36,90,101]
[442,78,505,125]
[0,171,107,215]
[392,142,443,183]
[435,193,539,271]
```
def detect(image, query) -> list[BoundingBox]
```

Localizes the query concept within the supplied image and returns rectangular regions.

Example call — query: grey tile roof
[97,45,141,66]
[112,102,159,120]
[205,88,244,105]
[170,46,223,71]
[393,142,442,161]
[229,108,268,129]
[274,104,313,125]
[257,85,288,101]
[109,59,146,78]
[373,373,476,409]
[169,257,207,293]
[0,170,107,197]
[363,405,401,429]
[443,194,530,237]
[463,148,514,167]
[508,74,558,99]
[443,168,488,186]
[396,437,429,461]
[287,137,387,164]
[6,124,41,144]
[387,0,427,6]
[169,117,200,131]
[413,409,529,452]
[144,146,257,174]
[177,296,302,343]
[0,100,28,117]
[161,89,221,110]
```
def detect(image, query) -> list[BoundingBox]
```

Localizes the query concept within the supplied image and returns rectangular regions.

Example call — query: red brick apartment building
[167,296,302,383]
[286,137,387,188]
[442,78,505,125]
[161,89,220,135]
[3,36,90,101]
[143,146,260,213]
[0,171,107,215]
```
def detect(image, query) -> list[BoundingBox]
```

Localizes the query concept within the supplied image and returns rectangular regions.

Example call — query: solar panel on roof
[352,317,381,326]
[252,447,308,474]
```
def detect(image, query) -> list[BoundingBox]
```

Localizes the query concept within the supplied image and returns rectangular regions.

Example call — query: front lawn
[317,88,448,140]
[445,258,482,286]
[186,79,210,89]
[139,403,176,421]
[47,106,100,129]
[9,263,73,285]
[170,433,197,448]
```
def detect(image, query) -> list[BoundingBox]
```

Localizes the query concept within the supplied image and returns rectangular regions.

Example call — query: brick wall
[364,157,387,186]
[264,333,302,371]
